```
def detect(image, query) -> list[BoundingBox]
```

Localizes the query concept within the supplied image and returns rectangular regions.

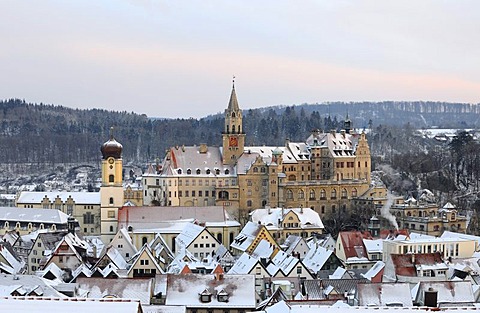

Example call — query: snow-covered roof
[251,207,324,229]
[230,221,263,252]
[76,277,153,304]
[361,261,385,281]
[362,239,382,254]
[17,191,100,204]
[267,250,300,276]
[176,223,205,249]
[227,253,259,275]
[357,283,413,307]
[165,274,256,309]
[0,207,69,224]
[0,274,66,298]
[0,298,142,313]
[302,244,333,274]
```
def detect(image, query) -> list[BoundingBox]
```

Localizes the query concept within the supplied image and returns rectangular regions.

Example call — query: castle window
[320,189,326,200]
[331,189,337,200]
[287,190,293,200]
[109,175,114,183]
[352,188,357,197]
[298,190,304,199]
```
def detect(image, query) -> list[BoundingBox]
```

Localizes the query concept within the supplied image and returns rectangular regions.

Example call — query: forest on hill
[1,98,479,165]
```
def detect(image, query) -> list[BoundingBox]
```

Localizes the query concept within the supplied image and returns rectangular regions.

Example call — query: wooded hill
[0,98,479,165]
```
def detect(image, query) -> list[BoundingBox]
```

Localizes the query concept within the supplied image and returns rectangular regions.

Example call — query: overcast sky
[0,1,479,118]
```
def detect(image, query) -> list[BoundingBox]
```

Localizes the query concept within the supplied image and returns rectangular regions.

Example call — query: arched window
[232,125,236,133]
[217,233,223,243]
[352,188,357,197]
[232,112,236,118]
[109,197,114,205]
[142,236,148,245]
[196,169,201,175]
[341,188,347,199]
[109,174,114,183]
[320,189,326,200]
[331,189,337,199]
[229,232,234,245]
[287,190,294,200]
[261,167,266,173]
[288,175,296,181]
[298,190,304,199]
[309,190,315,200]
[332,205,336,214]
[172,236,176,253]
[110,225,114,232]
[262,200,267,207]
[253,167,258,173]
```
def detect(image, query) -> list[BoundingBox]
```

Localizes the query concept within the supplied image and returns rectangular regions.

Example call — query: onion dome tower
[100,127,124,243]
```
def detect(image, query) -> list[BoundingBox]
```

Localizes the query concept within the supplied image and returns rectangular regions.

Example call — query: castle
[147,82,373,223]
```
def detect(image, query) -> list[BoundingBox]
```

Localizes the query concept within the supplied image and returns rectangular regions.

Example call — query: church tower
[222,79,245,165]
[100,128,124,243]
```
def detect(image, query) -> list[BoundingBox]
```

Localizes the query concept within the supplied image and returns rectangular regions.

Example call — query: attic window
[196,169,201,175]
[217,289,229,302]
[199,288,212,303]
[187,169,192,175]
[225,169,230,175]
[177,169,182,174]
[206,169,211,174]
[215,169,220,175]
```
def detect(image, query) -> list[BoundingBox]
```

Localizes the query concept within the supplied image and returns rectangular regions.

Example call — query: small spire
[109,127,114,140]
[227,77,239,111]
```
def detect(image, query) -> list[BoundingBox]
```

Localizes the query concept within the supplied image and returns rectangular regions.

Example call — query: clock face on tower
[229,136,238,147]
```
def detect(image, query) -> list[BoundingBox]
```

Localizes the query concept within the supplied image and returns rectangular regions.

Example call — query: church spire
[228,76,240,112]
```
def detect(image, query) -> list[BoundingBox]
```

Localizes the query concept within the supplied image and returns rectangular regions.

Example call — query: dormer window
[225,169,230,175]
[199,288,212,303]
[196,169,201,175]
[206,169,211,175]
[177,169,182,174]
[217,289,229,302]
[215,169,220,175]
[187,169,192,175]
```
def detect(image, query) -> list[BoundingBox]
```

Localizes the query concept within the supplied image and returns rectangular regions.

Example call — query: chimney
[424,287,438,307]
[67,216,76,234]
[199,144,208,154]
